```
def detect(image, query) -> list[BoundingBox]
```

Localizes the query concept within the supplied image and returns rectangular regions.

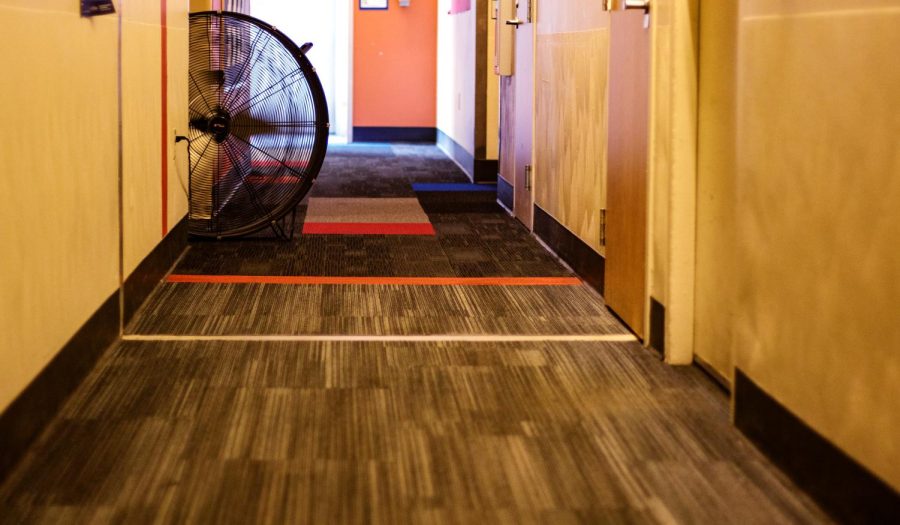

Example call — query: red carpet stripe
[166,275,583,286]
[302,222,436,235]
[246,175,302,184]
[251,160,309,169]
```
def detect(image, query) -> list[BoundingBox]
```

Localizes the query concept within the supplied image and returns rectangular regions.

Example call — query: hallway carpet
[0,144,831,524]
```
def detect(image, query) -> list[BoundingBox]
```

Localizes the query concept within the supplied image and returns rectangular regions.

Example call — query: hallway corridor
[0,145,830,523]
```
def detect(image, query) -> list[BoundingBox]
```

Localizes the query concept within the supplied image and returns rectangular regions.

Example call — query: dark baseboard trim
[353,126,437,143]
[473,159,498,184]
[649,296,665,357]
[416,191,500,214]
[123,216,188,326]
[693,356,730,393]
[497,176,514,211]
[533,205,604,294]
[0,290,120,482]
[436,128,475,178]
[735,369,900,523]
[0,217,188,483]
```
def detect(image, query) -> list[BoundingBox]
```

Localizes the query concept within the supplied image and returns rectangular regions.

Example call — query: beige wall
[534,0,609,254]
[0,0,189,413]
[0,0,119,413]
[189,0,210,11]
[694,0,737,380]
[167,1,190,230]
[733,0,900,491]
[122,0,189,278]
[485,0,498,159]
[189,0,251,14]
[646,0,698,363]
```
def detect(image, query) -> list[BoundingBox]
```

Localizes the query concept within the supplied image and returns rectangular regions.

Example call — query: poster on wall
[81,0,115,17]
[360,0,389,9]
[449,0,472,14]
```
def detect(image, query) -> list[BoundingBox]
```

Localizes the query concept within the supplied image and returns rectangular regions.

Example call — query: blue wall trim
[436,128,475,179]
[413,183,497,193]
[497,176,514,211]
[353,126,437,143]
[436,129,498,183]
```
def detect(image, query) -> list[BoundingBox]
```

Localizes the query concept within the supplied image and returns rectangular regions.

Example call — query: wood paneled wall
[534,1,609,254]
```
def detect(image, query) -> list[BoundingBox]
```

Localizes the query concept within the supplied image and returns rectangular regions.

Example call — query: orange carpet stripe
[166,275,583,286]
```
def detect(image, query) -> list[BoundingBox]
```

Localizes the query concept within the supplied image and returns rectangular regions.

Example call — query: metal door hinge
[525,164,532,190]
[527,0,534,23]
[600,208,607,246]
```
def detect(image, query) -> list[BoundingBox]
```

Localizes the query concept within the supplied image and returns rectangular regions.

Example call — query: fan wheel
[188,11,329,238]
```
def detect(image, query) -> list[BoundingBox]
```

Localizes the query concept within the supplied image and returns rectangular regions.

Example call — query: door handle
[505,18,524,27]
[624,0,650,13]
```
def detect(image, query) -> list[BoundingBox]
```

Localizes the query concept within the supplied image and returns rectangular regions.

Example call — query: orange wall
[353,1,437,127]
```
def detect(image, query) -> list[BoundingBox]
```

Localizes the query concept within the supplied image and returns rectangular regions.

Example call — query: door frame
[643,0,698,365]
[341,0,353,141]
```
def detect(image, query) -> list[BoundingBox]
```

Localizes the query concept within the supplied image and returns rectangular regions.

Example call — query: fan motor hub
[208,109,232,143]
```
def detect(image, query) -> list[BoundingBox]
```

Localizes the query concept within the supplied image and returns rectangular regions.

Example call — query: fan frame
[188,10,330,239]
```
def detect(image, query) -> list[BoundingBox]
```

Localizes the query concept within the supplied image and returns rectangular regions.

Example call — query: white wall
[436,0,476,156]
[251,0,350,137]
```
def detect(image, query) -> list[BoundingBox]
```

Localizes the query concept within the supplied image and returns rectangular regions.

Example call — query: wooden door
[605,9,650,338]
[499,76,515,202]
[498,0,533,228]
[512,0,534,228]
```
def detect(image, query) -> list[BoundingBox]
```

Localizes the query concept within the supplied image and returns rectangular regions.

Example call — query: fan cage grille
[187,11,329,238]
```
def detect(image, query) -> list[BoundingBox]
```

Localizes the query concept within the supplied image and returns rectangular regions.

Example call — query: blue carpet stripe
[412,183,498,193]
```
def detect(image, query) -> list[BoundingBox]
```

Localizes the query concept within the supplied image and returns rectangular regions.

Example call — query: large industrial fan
[186,11,329,238]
